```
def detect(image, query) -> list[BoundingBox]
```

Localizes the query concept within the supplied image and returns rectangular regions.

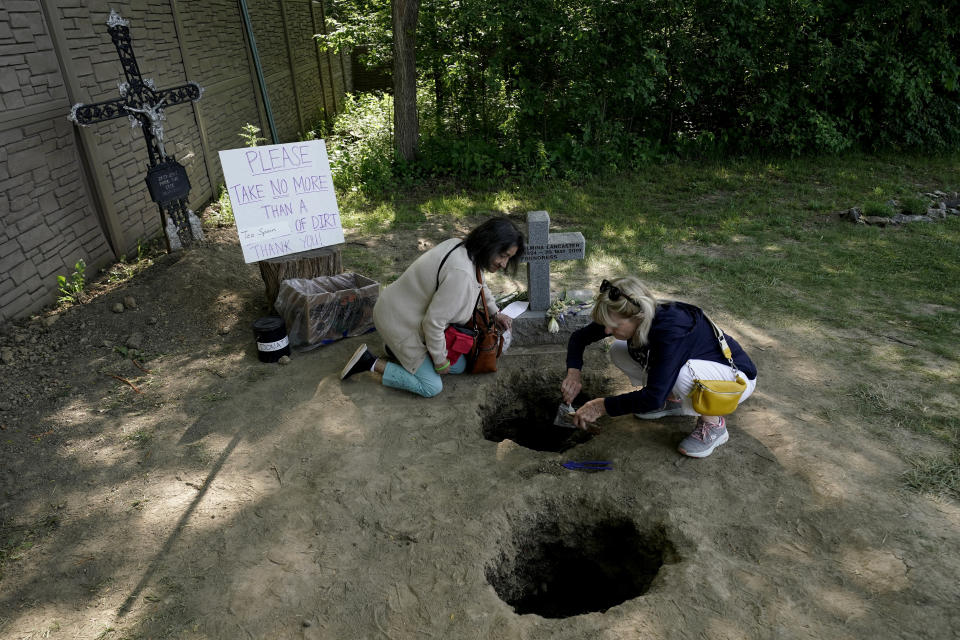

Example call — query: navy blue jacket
[566,301,757,416]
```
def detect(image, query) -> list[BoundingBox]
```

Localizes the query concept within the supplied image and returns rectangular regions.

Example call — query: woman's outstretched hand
[571,397,606,430]
[561,368,582,404]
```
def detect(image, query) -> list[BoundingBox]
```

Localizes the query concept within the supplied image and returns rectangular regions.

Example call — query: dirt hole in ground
[479,371,612,452]
[486,507,675,618]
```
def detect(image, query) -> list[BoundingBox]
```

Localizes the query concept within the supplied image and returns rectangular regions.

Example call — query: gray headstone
[509,211,589,347]
[520,211,585,312]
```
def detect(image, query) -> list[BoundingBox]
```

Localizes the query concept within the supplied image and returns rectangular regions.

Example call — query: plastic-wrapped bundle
[275,273,379,350]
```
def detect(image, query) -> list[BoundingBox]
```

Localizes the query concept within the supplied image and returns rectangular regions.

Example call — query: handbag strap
[474,266,493,326]
[702,312,740,377]
[435,241,465,292]
[434,241,487,329]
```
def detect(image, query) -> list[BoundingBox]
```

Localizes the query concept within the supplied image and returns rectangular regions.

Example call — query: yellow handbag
[687,315,747,416]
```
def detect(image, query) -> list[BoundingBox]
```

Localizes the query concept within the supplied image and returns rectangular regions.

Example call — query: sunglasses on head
[599,279,643,309]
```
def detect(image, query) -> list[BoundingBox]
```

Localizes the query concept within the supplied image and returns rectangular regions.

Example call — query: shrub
[56,260,86,305]
[900,195,930,216]
[318,92,396,193]
[862,200,895,217]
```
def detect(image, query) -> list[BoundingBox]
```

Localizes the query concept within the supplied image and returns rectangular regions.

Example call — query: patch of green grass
[862,200,895,216]
[903,452,960,500]
[899,194,930,215]
[340,243,396,282]
[850,378,960,497]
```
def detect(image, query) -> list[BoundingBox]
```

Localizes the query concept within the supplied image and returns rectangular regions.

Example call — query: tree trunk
[392,0,419,162]
[258,246,343,312]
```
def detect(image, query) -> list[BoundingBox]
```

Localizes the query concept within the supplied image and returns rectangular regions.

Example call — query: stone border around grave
[844,190,960,227]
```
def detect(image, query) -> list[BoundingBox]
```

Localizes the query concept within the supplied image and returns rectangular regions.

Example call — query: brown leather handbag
[467,267,503,373]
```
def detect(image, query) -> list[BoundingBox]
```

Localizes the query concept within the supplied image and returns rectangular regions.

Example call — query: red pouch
[444,325,477,365]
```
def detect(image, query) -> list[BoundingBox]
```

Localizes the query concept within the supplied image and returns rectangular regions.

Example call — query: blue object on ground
[561,460,613,472]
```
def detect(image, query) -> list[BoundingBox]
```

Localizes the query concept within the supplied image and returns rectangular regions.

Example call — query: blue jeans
[382,354,467,397]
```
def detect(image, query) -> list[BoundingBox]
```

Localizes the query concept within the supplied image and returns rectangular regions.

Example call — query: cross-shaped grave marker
[67,10,204,251]
[520,210,586,311]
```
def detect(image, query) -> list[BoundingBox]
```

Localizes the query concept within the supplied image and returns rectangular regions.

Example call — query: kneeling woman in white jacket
[340,217,524,397]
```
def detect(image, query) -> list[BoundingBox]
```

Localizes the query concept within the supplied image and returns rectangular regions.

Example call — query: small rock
[79,337,88,344]
[847,207,863,223]
[111,303,125,314]
[14,334,26,344]
[278,355,291,365]
[146,317,158,326]
[892,214,934,224]
[496,438,521,461]
[126,332,144,349]
[42,315,59,328]
[302,621,312,628]
[102,339,113,348]
[123,296,137,309]
[0,348,13,366]
[217,326,230,335]
[863,216,892,226]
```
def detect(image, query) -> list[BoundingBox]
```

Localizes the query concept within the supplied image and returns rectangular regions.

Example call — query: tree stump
[258,246,343,311]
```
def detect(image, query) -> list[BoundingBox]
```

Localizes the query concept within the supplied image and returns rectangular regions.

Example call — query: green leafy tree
[320,0,960,184]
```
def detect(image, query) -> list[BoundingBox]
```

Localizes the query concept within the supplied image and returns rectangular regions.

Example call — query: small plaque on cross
[145,161,191,203]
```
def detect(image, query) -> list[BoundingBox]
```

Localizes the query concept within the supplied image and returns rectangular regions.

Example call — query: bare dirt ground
[1,221,959,640]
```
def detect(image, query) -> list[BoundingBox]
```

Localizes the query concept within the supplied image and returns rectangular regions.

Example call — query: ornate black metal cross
[68,9,204,250]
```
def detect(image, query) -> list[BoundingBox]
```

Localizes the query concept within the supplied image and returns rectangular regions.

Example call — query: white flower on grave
[545,295,590,333]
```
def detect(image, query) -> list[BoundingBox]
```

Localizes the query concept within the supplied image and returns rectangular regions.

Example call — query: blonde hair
[591,276,659,347]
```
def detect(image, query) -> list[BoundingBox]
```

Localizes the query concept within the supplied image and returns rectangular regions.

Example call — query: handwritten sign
[218,140,344,263]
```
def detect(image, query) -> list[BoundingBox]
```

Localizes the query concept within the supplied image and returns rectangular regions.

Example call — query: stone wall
[0,0,352,324]
[0,0,115,322]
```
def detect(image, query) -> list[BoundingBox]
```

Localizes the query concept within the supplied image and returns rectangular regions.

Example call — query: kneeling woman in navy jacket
[561,276,758,458]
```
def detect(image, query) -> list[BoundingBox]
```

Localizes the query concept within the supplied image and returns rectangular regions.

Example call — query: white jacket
[373,238,498,373]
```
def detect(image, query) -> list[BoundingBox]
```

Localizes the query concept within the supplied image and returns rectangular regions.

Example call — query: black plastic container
[252,316,290,363]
